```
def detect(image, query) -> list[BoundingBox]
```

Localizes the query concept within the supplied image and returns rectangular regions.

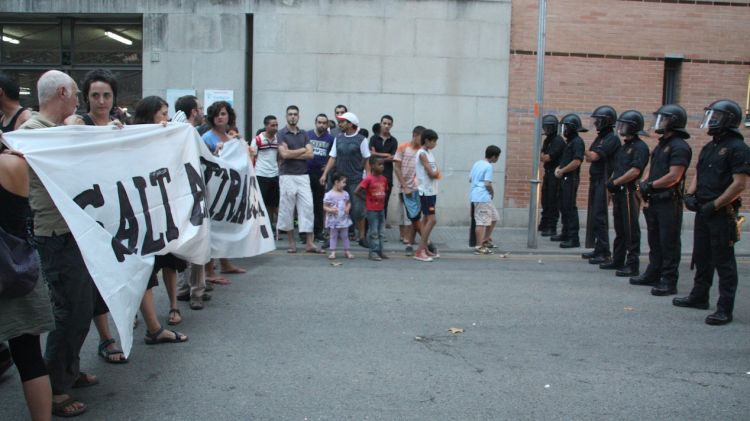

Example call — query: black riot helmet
[616,110,647,137]
[651,104,690,139]
[591,105,617,131]
[699,99,742,136]
[542,114,558,137]
[559,113,588,138]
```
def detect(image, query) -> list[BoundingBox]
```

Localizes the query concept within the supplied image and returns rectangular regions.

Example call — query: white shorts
[277,175,314,233]
[473,202,499,226]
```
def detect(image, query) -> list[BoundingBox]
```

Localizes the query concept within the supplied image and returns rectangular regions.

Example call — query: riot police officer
[600,110,650,277]
[539,114,566,236]
[630,104,692,296]
[674,99,749,325]
[583,106,621,265]
[552,114,587,248]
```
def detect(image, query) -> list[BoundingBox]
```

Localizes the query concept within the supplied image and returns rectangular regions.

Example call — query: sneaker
[378,252,390,260]
[482,240,497,249]
[405,245,414,256]
[369,252,382,261]
[413,250,434,262]
[425,249,441,259]
[358,239,369,248]
[473,246,493,255]
[427,243,437,254]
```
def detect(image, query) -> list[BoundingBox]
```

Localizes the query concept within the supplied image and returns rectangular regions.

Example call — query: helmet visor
[650,114,670,132]
[699,109,724,129]
[616,121,635,136]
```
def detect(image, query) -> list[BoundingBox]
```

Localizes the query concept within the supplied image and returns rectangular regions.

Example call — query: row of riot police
[539,99,749,325]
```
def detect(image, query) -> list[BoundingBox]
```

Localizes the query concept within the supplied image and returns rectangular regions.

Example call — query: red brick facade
[506,0,750,209]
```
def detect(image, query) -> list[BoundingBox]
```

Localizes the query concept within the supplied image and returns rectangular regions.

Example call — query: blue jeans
[366,210,384,255]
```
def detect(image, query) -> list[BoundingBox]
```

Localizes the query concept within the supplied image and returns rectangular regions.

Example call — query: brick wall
[507,0,750,210]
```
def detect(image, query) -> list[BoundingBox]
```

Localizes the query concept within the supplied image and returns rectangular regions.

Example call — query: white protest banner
[204,138,275,257]
[3,124,274,356]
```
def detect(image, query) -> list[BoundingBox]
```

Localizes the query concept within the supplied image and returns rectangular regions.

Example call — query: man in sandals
[277,105,323,253]
[19,70,94,417]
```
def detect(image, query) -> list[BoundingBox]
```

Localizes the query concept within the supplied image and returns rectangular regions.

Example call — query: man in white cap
[320,111,371,247]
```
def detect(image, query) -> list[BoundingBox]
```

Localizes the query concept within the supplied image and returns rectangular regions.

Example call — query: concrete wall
[1,0,512,225]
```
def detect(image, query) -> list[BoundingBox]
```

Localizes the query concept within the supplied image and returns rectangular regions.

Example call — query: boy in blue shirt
[469,146,502,254]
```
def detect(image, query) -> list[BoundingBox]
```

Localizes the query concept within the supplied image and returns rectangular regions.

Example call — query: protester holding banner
[0,148,56,420]
[19,70,95,417]
[201,101,246,281]
[173,95,212,311]
[78,69,129,364]
[132,96,191,330]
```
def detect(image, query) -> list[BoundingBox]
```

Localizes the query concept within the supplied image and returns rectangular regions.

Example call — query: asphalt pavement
[1,226,749,420]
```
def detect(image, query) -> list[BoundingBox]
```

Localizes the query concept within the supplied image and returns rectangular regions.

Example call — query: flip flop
[52,396,87,418]
[97,339,128,364]
[72,372,98,389]
[305,248,325,254]
[144,327,188,345]
[286,248,298,253]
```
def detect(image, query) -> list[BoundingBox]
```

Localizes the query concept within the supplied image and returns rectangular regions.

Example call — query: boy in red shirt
[355,157,389,261]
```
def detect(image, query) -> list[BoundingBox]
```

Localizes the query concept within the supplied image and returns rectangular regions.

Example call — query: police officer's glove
[699,201,716,217]
[684,194,699,212]
[606,179,618,193]
[638,181,654,196]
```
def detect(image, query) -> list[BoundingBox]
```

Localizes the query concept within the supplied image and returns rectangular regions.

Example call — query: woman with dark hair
[81,69,119,126]
[202,100,235,154]
[133,96,168,125]
[132,96,189,342]
[0,151,57,418]
[77,69,128,364]
[201,101,246,278]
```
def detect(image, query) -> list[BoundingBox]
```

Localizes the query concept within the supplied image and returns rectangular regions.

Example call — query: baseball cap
[335,111,359,126]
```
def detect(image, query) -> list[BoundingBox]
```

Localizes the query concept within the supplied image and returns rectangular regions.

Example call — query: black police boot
[672,295,709,310]
[705,311,732,326]
[615,265,638,277]
[559,239,580,248]
[550,234,567,242]
[581,250,597,259]
[629,273,658,286]
[589,255,611,265]
[540,229,556,237]
[651,279,677,296]
[599,260,623,270]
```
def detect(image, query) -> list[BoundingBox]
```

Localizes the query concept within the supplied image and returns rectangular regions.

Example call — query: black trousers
[383,181,393,221]
[36,233,98,395]
[560,174,579,241]
[309,171,325,236]
[689,207,739,313]
[540,170,561,231]
[643,197,683,284]
[585,177,610,256]
[611,187,641,267]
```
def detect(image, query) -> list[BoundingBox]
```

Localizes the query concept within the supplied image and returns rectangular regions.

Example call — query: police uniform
[556,134,585,246]
[607,136,649,274]
[585,127,620,259]
[681,131,749,320]
[639,134,692,293]
[539,133,566,234]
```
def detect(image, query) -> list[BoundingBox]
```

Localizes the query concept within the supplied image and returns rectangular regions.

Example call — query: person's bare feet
[220,264,246,274]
